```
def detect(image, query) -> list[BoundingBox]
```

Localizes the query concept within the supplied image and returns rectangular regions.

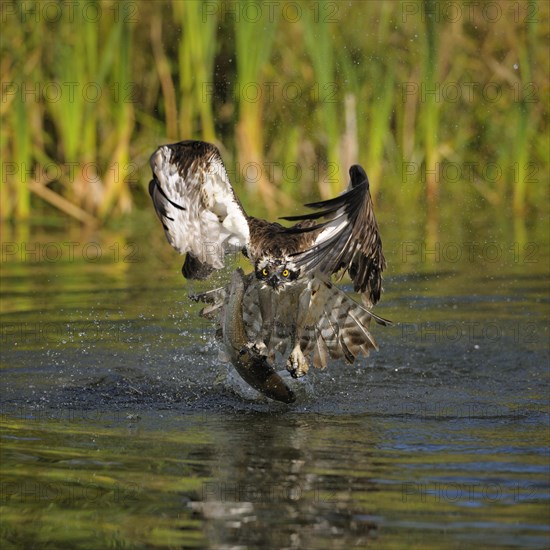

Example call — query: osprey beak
[268,275,280,290]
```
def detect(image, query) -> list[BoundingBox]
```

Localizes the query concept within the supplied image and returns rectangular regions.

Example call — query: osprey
[149,140,390,378]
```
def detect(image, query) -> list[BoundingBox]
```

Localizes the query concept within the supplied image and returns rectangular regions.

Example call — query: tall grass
[512,0,537,216]
[336,4,396,203]
[302,0,341,196]
[0,0,547,227]
[1,0,135,222]
[97,6,135,218]
[234,0,280,203]
[422,0,440,209]
[11,90,32,219]
[44,6,100,213]
[173,0,218,142]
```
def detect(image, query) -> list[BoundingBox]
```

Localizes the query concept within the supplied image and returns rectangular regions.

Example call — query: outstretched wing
[149,140,250,278]
[281,164,386,306]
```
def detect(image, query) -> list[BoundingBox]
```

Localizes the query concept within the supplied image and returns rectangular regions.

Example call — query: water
[1,215,548,549]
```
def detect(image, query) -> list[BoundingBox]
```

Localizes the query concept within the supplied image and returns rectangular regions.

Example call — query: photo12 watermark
[0,480,141,504]
[1,1,139,23]
[202,481,336,503]
[1,241,140,263]
[201,1,340,23]
[402,481,544,504]
[399,401,525,422]
[400,240,539,264]
[401,1,538,24]
[0,405,135,424]
[226,159,340,186]
[2,81,140,105]
[400,321,539,345]
[401,161,539,185]
[2,161,140,188]
[0,320,141,346]
[400,81,539,104]
[201,81,338,105]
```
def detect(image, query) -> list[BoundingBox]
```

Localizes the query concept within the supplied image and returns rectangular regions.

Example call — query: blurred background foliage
[1,0,548,233]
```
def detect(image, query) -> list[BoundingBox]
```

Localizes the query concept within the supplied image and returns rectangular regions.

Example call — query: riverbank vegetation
[1,0,547,229]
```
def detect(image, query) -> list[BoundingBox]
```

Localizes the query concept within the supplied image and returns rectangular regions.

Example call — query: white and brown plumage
[149,140,390,378]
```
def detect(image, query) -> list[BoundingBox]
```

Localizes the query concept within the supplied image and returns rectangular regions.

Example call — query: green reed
[10,91,32,219]
[1,9,35,220]
[173,0,218,142]
[234,0,279,201]
[97,4,135,218]
[421,0,440,209]
[1,0,547,227]
[512,1,537,216]
[46,8,98,206]
[302,0,340,196]
[2,1,180,221]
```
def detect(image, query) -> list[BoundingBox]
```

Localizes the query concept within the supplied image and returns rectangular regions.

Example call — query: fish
[221,269,296,404]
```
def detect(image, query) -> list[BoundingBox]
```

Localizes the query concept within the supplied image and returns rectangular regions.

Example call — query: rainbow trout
[223,269,295,404]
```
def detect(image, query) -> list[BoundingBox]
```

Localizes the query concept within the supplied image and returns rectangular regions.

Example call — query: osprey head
[255,258,300,292]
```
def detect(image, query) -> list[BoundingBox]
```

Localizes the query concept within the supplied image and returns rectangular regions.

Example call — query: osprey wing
[281,165,386,306]
[149,140,250,278]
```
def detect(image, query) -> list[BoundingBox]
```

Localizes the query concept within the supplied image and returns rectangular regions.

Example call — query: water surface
[1,216,548,548]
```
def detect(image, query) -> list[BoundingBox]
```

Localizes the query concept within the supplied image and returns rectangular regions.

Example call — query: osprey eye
[261,268,269,277]
[282,269,290,277]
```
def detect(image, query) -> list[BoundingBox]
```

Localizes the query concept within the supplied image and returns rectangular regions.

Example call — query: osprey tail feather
[300,280,391,369]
